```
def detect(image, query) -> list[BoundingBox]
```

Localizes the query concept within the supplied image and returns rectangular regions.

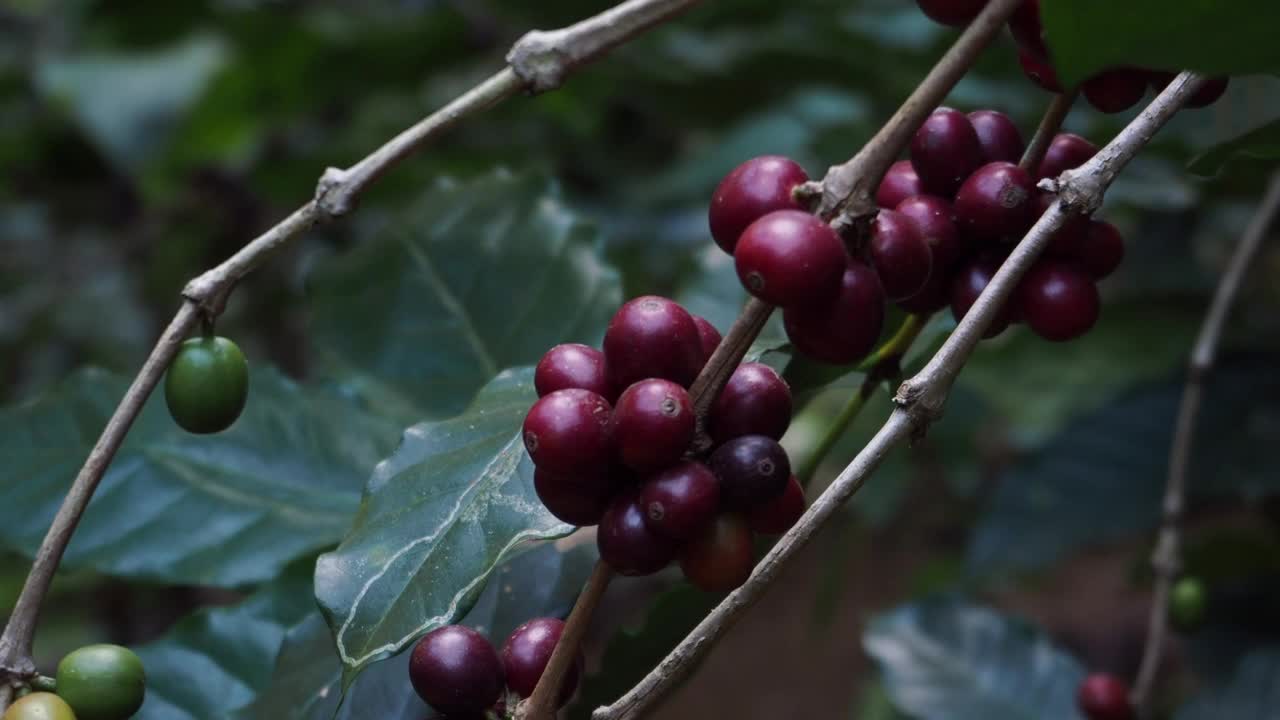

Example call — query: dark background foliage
[2,0,1279,718]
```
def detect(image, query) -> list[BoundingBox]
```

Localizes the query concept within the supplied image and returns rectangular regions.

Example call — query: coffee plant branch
[0,0,707,696]
[591,73,1208,720]
[1130,169,1280,712]
[521,4,1029,713]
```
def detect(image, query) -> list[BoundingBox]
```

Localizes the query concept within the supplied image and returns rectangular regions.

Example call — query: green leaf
[1177,649,1280,719]
[967,358,1280,577]
[135,565,316,720]
[864,596,1085,720]
[569,584,719,720]
[0,368,398,586]
[240,541,597,720]
[309,171,621,417]
[34,35,228,173]
[1189,119,1280,177]
[314,367,573,679]
[1040,0,1280,87]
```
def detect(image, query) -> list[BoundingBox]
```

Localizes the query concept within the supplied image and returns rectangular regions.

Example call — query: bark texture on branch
[591,73,1206,720]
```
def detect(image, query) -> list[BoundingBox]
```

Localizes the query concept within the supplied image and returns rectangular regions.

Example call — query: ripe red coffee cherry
[640,461,720,540]
[951,256,1014,339]
[1017,260,1100,341]
[1083,68,1148,114]
[1018,49,1062,93]
[535,343,611,399]
[747,475,805,535]
[734,210,847,308]
[1037,133,1098,180]
[910,108,985,196]
[897,267,955,314]
[783,263,885,364]
[598,489,677,576]
[1077,673,1135,720]
[603,296,704,389]
[709,362,792,444]
[915,0,988,27]
[968,110,1025,164]
[708,156,809,254]
[954,162,1036,241]
[502,618,582,704]
[876,160,925,209]
[870,209,934,301]
[896,195,964,269]
[1009,0,1046,59]
[613,379,694,472]
[693,315,722,364]
[710,434,792,508]
[409,625,505,716]
[680,513,755,593]
[534,468,615,526]
[1073,220,1125,279]
[523,389,613,476]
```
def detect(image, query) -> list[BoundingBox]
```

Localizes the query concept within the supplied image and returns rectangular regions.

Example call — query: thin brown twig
[591,73,1206,720]
[1130,169,1280,712]
[1020,91,1077,174]
[0,0,710,699]
[519,562,614,719]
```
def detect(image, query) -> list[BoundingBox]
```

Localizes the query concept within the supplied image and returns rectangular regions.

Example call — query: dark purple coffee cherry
[534,468,616,526]
[709,156,809,254]
[1009,0,1046,59]
[1077,673,1135,720]
[897,265,955,314]
[1037,133,1098,180]
[895,195,964,269]
[1083,68,1148,114]
[910,108,985,196]
[1074,220,1125,279]
[603,296,704,389]
[746,474,805,535]
[968,110,1025,164]
[680,513,755,593]
[951,256,1014,338]
[710,434,791,508]
[954,162,1036,241]
[612,379,694,472]
[1150,72,1230,108]
[693,315,722,365]
[876,160,926,209]
[783,263,885,364]
[598,488,677,576]
[1017,260,1100,341]
[871,209,934,301]
[502,618,582,705]
[1018,49,1062,93]
[640,461,721,540]
[915,0,988,27]
[409,625,505,716]
[710,362,792,443]
[523,389,612,476]
[734,210,847,308]
[535,343,611,399]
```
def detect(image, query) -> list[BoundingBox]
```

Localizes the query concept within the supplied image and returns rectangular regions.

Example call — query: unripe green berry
[56,644,146,720]
[164,335,249,434]
[2,692,75,720]
[1169,576,1208,632]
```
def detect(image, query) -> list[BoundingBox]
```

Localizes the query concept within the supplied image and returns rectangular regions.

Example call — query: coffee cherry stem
[1129,170,1280,713]
[796,314,931,487]
[1019,91,1077,176]
[687,297,775,449]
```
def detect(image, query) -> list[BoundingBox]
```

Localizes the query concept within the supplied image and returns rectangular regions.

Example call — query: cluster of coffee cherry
[917,0,1229,114]
[713,119,1118,355]
[524,296,806,590]
[3,644,145,720]
[408,619,581,718]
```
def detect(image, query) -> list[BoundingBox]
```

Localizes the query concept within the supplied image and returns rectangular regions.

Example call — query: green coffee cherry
[164,335,249,434]
[2,693,75,720]
[1169,576,1208,632]
[56,644,146,720]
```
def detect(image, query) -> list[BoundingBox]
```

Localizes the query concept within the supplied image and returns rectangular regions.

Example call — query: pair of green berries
[3,645,145,720]
[164,335,249,434]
